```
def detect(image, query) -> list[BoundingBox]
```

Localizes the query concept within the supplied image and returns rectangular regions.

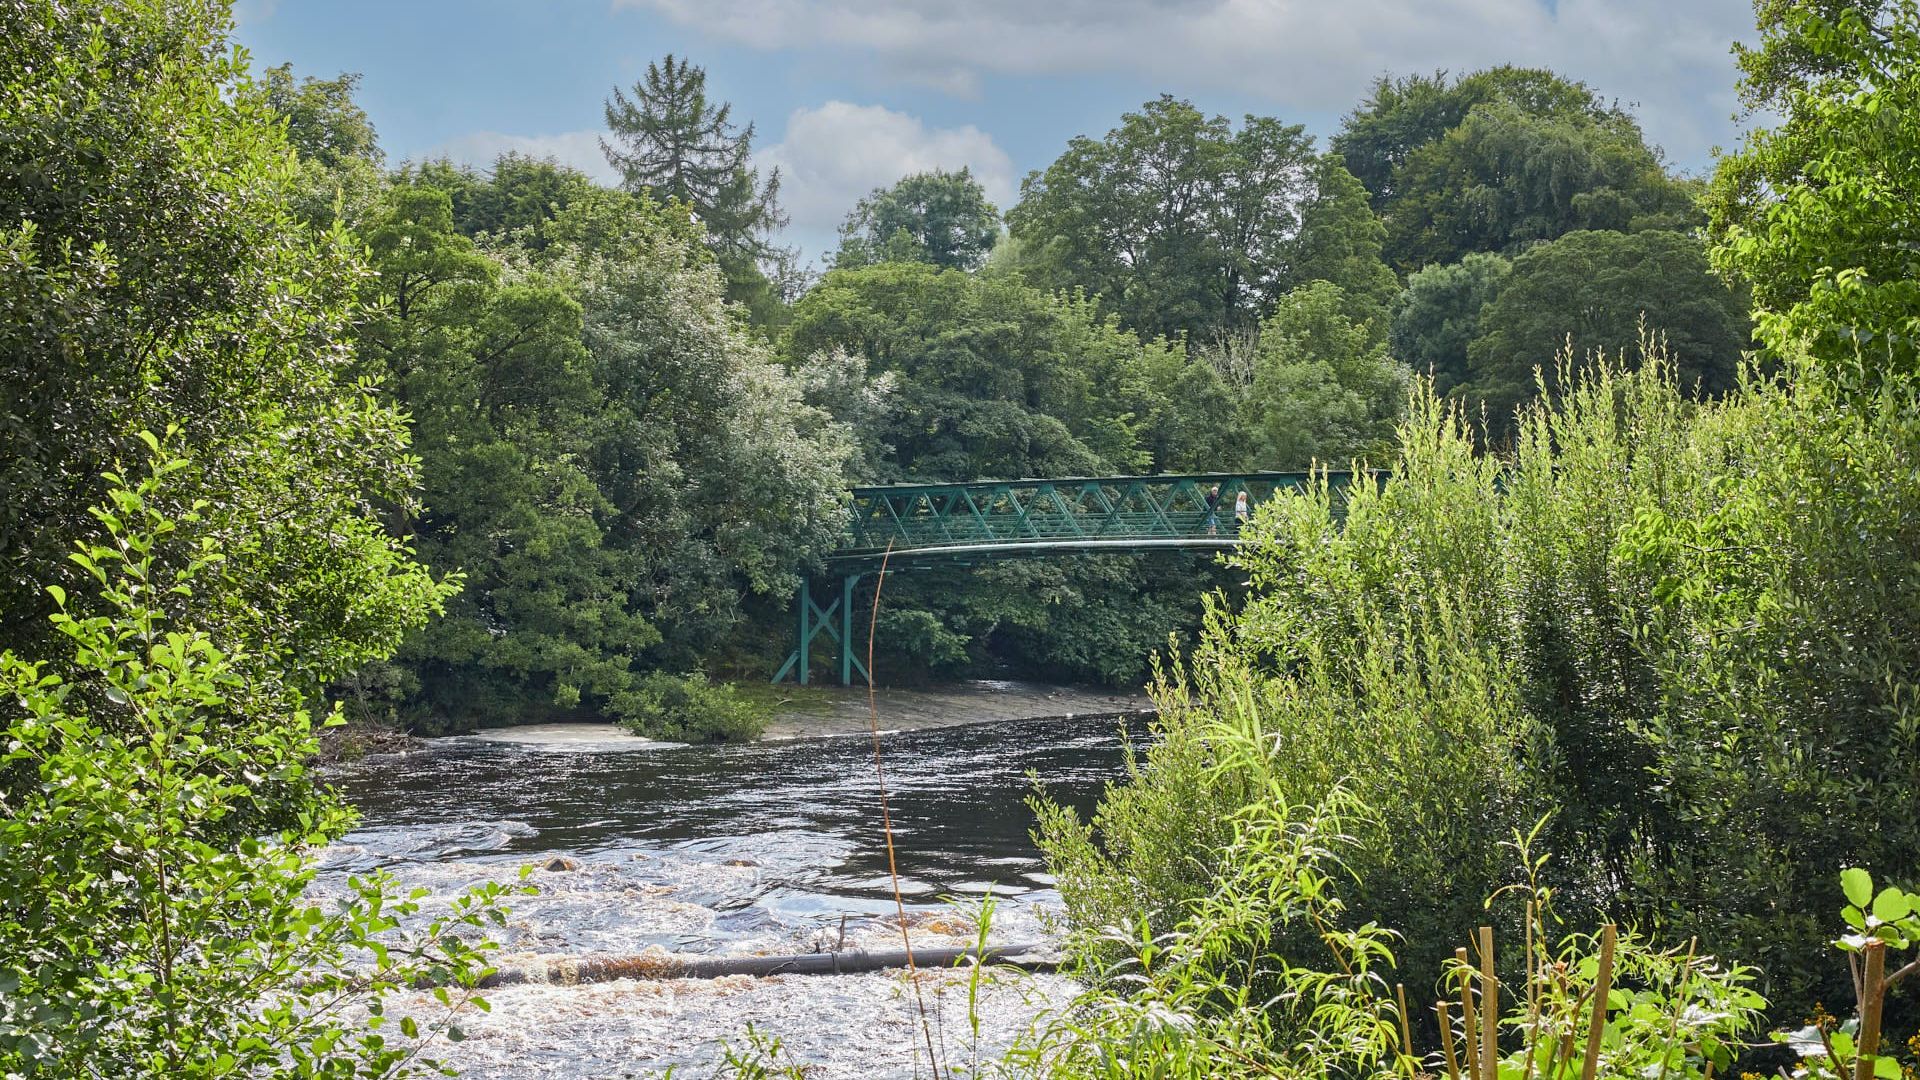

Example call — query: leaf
[1843,868,1874,908]
[1872,888,1912,922]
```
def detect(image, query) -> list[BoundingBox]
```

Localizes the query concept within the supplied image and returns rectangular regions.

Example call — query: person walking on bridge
[1205,485,1221,536]
[1234,489,1251,532]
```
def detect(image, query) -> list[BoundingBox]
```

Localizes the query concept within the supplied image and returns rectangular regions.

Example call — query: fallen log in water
[474,943,1058,988]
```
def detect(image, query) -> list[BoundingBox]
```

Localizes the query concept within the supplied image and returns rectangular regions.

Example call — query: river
[319,712,1148,1078]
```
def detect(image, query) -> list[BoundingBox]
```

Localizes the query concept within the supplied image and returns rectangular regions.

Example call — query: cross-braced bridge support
[771,573,870,687]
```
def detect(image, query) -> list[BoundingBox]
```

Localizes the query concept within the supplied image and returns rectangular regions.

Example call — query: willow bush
[1036,345,1920,1018]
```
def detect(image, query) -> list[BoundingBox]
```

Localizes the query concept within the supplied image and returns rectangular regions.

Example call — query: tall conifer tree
[600,55,788,310]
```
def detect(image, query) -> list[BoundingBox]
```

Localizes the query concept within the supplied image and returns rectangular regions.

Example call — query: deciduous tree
[834,167,1001,271]
[1459,230,1748,435]
[1008,96,1317,344]
[1247,281,1408,469]
[1389,252,1513,395]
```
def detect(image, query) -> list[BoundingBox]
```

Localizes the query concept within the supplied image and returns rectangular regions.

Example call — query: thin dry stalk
[863,542,942,1079]
[1580,924,1617,1080]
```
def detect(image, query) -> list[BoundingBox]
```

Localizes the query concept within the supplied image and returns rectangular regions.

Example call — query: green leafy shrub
[617,671,768,742]
[0,443,521,1077]
[1037,344,1920,1017]
[1018,784,1765,1079]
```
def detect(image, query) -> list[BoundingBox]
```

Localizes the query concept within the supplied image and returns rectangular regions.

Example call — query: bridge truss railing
[840,472,1324,555]
[775,471,1358,686]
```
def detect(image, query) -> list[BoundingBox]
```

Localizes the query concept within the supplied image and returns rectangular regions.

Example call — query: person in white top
[1233,490,1251,530]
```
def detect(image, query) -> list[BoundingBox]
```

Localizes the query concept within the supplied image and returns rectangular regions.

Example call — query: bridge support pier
[772,573,870,686]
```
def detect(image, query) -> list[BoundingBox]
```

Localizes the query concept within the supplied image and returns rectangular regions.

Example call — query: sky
[231,0,1762,263]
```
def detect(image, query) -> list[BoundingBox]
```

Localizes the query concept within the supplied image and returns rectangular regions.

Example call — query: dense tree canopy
[261,64,386,226]
[1389,252,1512,395]
[1333,66,1628,209]
[1007,96,1319,344]
[1459,230,1749,433]
[1384,102,1698,273]
[1707,0,1920,383]
[0,0,449,700]
[1246,281,1408,468]
[1333,67,1698,272]
[346,168,849,732]
[835,167,1001,271]
[784,261,1238,482]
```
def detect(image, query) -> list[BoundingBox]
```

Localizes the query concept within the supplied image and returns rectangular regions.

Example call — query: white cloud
[416,129,623,185]
[758,101,1017,256]
[620,0,1754,167]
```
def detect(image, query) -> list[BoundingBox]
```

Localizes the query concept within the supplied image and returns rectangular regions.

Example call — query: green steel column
[797,576,812,686]
[841,573,859,685]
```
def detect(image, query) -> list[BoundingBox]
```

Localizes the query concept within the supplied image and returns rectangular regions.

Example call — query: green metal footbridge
[774,471,1353,685]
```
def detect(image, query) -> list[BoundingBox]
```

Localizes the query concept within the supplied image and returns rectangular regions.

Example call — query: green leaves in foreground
[0,440,526,1078]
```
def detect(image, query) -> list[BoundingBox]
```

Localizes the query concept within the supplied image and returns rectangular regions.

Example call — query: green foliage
[353,171,850,729]
[1036,351,1920,1017]
[616,671,767,743]
[0,446,518,1078]
[1006,95,1318,344]
[261,63,385,227]
[784,261,1233,481]
[1334,66,1697,273]
[1458,230,1749,435]
[400,153,603,245]
[1389,251,1512,395]
[0,0,452,705]
[1022,783,1765,1078]
[1706,0,1920,385]
[1774,869,1920,1079]
[1333,65,1621,211]
[1290,154,1402,326]
[834,167,1001,272]
[1247,281,1409,468]
[600,54,788,315]
[1384,100,1697,273]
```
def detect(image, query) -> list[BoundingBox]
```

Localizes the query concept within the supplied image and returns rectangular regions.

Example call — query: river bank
[756,678,1153,740]
[459,679,1154,750]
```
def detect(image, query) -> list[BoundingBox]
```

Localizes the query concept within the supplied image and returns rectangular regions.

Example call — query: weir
[774,470,1358,685]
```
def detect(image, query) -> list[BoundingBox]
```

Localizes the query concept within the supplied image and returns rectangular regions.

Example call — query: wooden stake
[1580,924,1617,1080]
[1396,982,1415,1071]
[1854,940,1887,1080]
[1480,926,1499,1080]
[1459,947,1480,1080]
[1438,1000,1462,1080]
